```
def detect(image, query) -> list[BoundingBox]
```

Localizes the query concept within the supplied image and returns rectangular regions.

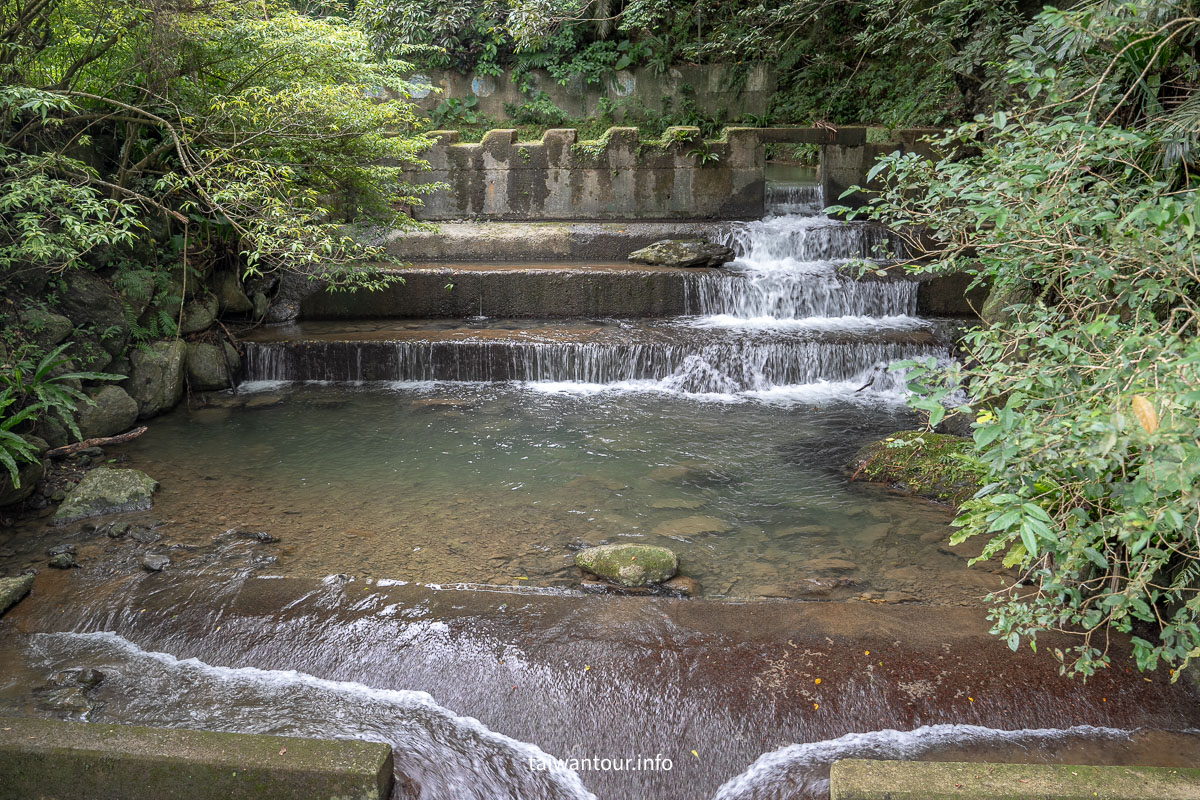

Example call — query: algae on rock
[53,467,159,525]
[849,432,982,507]
[574,543,678,587]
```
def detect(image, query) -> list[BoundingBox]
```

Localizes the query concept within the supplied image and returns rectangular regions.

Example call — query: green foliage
[687,140,720,166]
[504,92,569,126]
[431,96,482,127]
[839,1,1200,677]
[0,140,143,277]
[3,0,437,290]
[0,342,121,485]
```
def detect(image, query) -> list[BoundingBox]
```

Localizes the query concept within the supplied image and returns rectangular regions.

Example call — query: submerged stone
[660,575,700,597]
[627,238,734,268]
[574,543,678,587]
[53,467,159,525]
[141,553,171,572]
[652,515,732,537]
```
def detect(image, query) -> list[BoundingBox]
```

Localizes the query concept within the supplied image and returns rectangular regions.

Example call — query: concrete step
[299,261,980,320]
[830,759,1200,800]
[243,318,943,347]
[302,261,712,320]
[0,715,394,800]
[380,220,729,262]
[240,319,947,389]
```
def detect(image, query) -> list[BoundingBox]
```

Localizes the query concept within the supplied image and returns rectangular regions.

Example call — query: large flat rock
[0,715,393,800]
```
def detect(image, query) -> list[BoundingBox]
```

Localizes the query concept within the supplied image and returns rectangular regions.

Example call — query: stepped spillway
[242,319,942,394]
[244,178,949,400]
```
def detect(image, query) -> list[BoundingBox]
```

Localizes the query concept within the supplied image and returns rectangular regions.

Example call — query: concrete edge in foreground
[0,715,394,800]
[830,758,1200,800]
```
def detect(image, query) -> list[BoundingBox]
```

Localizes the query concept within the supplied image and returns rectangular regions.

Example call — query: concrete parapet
[0,715,394,800]
[830,759,1200,800]
[405,126,945,220]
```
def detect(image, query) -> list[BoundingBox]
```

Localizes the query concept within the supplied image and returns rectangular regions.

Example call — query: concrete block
[0,715,394,800]
[830,759,1200,800]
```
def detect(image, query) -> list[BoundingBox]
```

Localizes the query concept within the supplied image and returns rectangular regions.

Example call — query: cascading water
[242,180,946,399]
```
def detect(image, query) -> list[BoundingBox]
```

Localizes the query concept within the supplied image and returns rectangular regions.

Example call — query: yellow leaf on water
[1132,395,1159,434]
[691,750,699,759]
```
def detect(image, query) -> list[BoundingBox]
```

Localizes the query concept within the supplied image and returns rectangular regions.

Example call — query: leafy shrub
[839,1,1200,678]
[1,343,121,486]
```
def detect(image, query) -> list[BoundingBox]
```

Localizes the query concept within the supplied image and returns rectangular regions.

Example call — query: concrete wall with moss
[403,126,942,221]
[405,64,775,123]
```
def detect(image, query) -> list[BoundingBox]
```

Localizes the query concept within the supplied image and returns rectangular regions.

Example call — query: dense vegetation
[1,0,433,482]
[843,0,1200,678]
[356,0,1045,128]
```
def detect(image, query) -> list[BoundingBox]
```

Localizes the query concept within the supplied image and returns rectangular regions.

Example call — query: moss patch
[575,543,678,587]
[849,431,982,507]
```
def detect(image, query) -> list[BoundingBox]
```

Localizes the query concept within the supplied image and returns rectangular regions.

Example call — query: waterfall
[242,180,946,399]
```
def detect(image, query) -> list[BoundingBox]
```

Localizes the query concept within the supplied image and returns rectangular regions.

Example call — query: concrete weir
[0,716,394,800]
[303,262,709,319]
[830,759,1200,799]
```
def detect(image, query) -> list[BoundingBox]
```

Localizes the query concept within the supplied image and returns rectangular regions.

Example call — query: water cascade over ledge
[243,181,945,401]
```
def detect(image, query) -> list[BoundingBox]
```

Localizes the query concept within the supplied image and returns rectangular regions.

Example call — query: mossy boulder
[216,270,254,313]
[849,432,982,507]
[77,385,139,439]
[179,294,219,335]
[0,574,33,616]
[17,309,73,348]
[574,543,678,587]
[186,342,240,391]
[53,467,158,525]
[628,239,734,268]
[57,270,129,360]
[123,341,185,419]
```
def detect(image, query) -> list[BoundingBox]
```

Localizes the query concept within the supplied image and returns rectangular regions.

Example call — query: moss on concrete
[0,715,393,800]
[849,431,983,507]
[830,758,1200,800]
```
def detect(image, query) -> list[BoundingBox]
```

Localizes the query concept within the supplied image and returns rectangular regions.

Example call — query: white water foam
[34,631,596,800]
[712,723,1133,800]
[523,378,910,406]
[684,314,929,333]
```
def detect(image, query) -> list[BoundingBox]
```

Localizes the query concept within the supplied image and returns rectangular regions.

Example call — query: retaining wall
[403,126,941,220]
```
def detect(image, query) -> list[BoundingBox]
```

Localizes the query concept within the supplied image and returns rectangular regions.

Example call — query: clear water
[66,382,1000,602]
